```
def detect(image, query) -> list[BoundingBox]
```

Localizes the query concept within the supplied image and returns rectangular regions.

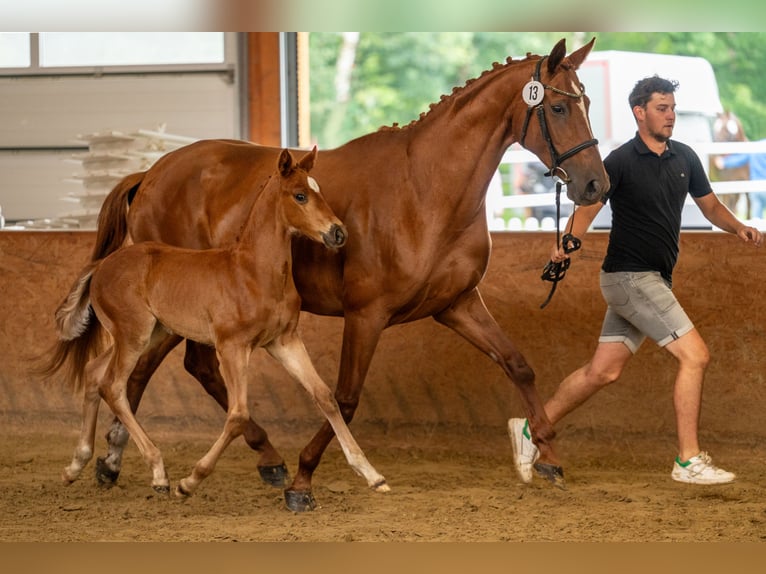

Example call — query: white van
[578,50,724,150]
[577,51,725,229]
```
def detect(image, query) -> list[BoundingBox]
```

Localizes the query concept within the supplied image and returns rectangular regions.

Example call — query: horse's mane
[376,52,547,133]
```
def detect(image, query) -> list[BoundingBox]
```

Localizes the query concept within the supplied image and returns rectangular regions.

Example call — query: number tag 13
[522,80,544,106]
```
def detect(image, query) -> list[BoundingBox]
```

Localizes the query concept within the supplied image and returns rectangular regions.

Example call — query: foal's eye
[294,193,308,204]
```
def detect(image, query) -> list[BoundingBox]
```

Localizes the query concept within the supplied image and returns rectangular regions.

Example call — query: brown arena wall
[1,230,763,449]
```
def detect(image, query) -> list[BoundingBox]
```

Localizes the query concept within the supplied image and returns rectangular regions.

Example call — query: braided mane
[376,53,547,133]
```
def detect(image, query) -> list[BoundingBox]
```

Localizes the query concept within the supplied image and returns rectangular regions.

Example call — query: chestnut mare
[78,38,608,511]
[44,148,389,500]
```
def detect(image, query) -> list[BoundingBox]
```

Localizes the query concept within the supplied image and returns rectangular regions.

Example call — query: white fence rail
[488,142,766,232]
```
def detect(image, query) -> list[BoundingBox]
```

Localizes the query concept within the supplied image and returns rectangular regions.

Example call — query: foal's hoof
[152,484,171,495]
[372,479,391,493]
[534,462,566,490]
[95,457,120,487]
[174,484,191,499]
[258,463,290,488]
[284,488,316,512]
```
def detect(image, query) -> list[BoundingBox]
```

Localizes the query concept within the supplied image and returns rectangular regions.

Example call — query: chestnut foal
[49,148,389,501]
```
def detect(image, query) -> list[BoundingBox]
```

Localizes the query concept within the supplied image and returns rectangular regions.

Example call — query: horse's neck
[405,59,533,205]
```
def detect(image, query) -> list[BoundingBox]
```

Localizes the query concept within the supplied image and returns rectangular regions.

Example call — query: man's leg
[663,327,709,461]
[656,328,733,485]
[545,341,633,425]
[509,341,632,483]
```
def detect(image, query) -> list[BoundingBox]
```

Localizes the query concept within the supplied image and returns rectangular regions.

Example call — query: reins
[539,188,580,309]
[517,54,597,309]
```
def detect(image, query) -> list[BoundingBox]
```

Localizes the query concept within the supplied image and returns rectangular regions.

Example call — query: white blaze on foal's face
[307,176,320,194]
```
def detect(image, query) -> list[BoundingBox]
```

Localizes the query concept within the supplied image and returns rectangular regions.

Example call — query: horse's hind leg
[184,340,289,487]
[176,343,251,498]
[268,334,389,510]
[434,287,564,487]
[97,332,183,486]
[62,351,111,484]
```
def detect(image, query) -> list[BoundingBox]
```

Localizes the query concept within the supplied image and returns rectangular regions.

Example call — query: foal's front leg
[267,335,389,494]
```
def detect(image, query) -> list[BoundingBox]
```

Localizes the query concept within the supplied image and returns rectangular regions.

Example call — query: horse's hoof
[174,484,191,499]
[534,462,566,490]
[258,463,290,488]
[372,479,390,493]
[152,484,171,495]
[95,457,119,487]
[284,488,316,512]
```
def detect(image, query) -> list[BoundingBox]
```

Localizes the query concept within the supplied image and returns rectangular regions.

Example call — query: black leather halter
[519,55,599,182]
[517,54,599,309]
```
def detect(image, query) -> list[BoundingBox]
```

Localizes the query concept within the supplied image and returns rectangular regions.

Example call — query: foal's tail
[36,262,106,393]
[91,171,144,261]
[36,173,141,392]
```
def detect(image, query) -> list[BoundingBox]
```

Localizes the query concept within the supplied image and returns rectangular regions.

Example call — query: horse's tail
[91,171,144,261]
[36,261,106,393]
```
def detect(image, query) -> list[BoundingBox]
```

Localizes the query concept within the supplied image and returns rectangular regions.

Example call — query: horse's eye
[294,193,308,204]
[551,104,565,115]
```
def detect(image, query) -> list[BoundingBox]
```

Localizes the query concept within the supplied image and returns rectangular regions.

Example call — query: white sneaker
[508,418,539,484]
[671,451,736,485]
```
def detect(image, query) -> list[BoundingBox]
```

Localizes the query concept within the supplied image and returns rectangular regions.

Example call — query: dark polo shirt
[600,133,713,285]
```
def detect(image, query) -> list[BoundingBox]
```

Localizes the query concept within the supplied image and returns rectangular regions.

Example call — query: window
[1,32,228,75]
[0,32,239,226]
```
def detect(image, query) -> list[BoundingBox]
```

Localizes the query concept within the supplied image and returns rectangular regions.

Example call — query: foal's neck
[236,176,292,255]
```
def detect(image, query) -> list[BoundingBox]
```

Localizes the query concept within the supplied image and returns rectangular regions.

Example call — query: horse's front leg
[184,340,289,487]
[267,334,388,505]
[96,332,183,486]
[284,311,388,512]
[434,287,563,487]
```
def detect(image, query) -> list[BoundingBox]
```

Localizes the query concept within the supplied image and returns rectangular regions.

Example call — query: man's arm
[550,200,605,261]
[694,192,763,246]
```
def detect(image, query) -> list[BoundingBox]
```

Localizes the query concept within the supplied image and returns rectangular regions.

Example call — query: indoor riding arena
[1,32,765,547]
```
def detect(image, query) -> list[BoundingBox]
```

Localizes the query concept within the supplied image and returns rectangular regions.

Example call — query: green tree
[308,32,766,146]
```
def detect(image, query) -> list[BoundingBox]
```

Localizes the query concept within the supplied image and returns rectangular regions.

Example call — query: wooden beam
[246,32,281,146]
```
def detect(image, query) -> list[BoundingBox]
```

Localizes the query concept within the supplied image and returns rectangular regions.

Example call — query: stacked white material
[59,127,197,228]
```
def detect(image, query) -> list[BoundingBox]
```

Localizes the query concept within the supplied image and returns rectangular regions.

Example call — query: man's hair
[628,75,679,109]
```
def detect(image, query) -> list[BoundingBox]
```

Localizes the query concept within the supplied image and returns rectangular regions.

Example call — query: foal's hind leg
[97,332,183,486]
[99,340,171,494]
[184,341,289,487]
[434,287,564,487]
[62,351,111,484]
[268,334,389,509]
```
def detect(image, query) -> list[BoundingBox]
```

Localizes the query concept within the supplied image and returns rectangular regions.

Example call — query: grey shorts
[598,270,694,353]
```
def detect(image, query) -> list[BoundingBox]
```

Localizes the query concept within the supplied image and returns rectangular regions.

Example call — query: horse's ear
[565,37,596,71]
[547,38,567,75]
[298,145,318,172]
[278,148,294,176]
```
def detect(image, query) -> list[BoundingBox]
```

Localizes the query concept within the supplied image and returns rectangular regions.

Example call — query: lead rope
[539,180,581,309]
